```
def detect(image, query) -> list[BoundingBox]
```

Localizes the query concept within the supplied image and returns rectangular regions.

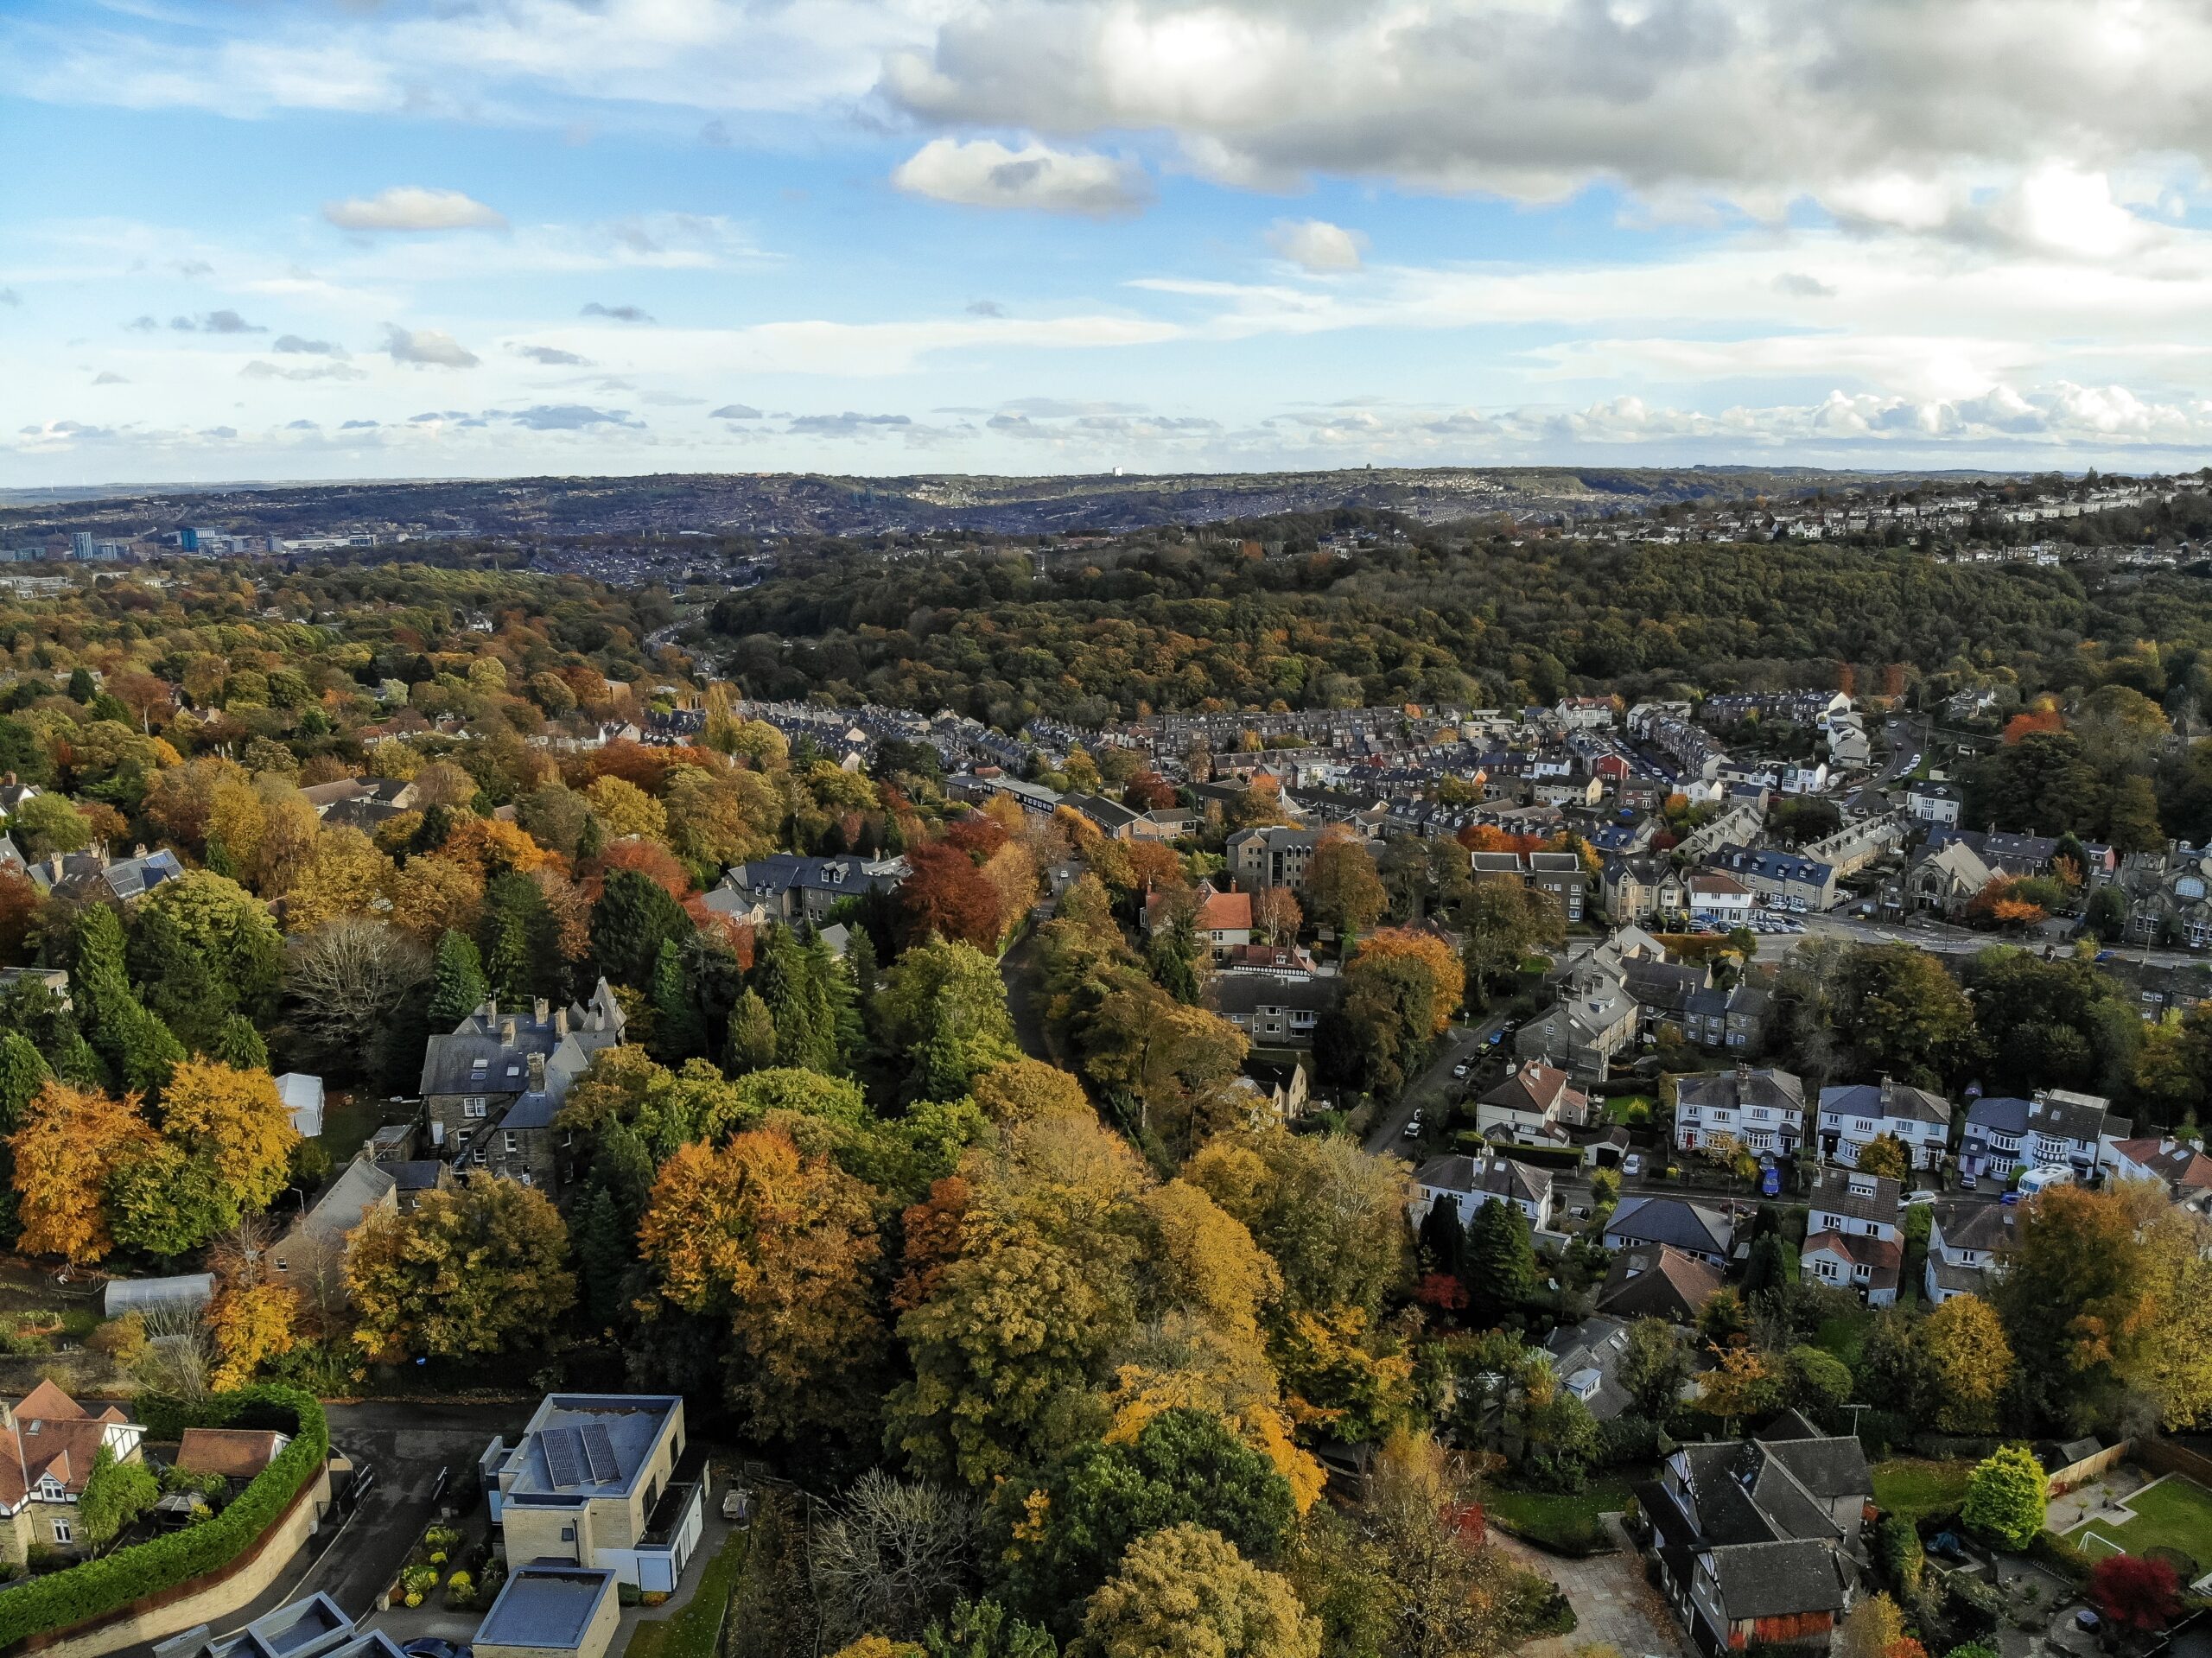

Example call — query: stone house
[0,1381,147,1561]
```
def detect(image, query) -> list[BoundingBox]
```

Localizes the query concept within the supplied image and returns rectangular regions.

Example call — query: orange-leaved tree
[11,1081,160,1264]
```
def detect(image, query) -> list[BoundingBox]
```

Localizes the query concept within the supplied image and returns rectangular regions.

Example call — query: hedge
[2027,1528,2096,1588]
[0,1386,327,1650]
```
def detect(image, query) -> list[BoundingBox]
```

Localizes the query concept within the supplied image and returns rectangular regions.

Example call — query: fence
[2047,1440,2133,1496]
[2139,1439,2212,1489]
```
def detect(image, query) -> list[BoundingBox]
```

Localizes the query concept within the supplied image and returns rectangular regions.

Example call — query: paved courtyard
[1496,1517,1688,1658]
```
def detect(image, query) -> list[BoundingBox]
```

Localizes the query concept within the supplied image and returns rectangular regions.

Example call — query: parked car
[1402,1111,1424,1140]
[1452,1061,1470,1079]
[1623,1153,1643,1177]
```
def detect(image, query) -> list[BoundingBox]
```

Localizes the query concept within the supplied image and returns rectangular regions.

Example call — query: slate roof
[1412,1152,1553,1207]
[1598,1243,1723,1324]
[1821,1080,1953,1128]
[1708,1540,1848,1618]
[1806,1165,1903,1225]
[1675,1066,1805,1115]
[1604,1195,1733,1256]
[418,983,625,1102]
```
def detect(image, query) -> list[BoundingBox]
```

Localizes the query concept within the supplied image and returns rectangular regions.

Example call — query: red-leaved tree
[2089,1554,2182,1632]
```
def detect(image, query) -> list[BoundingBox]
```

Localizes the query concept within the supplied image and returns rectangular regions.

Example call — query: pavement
[1363,1015,1507,1156]
[1495,1517,1688,1658]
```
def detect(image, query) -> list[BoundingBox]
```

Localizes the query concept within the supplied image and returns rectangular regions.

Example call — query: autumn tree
[346,1177,576,1360]
[971,1058,1090,1127]
[207,1219,302,1388]
[879,937,1020,1102]
[1835,1595,1908,1658]
[281,826,395,931]
[1078,1524,1319,1658]
[1618,1318,1693,1420]
[639,1129,886,1442]
[1855,1134,1910,1182]
[1250,887,1301,947]
[1919,1293,2014,1432]
[1185,1129,1407,1316]
[10,1080,158,1263]
[898,842,1005,951]
[161,1058,299,1217]
[2089,1554,2183,1633]
[1302,831,1387,942]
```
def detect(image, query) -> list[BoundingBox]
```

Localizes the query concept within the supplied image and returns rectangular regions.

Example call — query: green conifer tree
[428,929,490,1027]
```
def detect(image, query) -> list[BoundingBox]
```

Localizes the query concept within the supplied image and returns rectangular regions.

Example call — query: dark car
[405,1640,472,1658]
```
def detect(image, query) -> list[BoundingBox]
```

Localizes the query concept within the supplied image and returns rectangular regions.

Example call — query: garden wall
[2139,1439,2212,1489]
[2047,1440,2133,1497]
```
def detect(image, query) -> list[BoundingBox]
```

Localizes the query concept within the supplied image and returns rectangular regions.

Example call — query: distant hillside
[0,464,2026,542]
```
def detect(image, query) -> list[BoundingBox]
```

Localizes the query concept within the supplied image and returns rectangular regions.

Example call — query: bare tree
[284,917,430,1066]
[133,1296,216,1404]
[810,1470,980,1644]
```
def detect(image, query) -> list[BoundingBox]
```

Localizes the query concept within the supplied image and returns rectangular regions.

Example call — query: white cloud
[382,323,480,368]
[892,137,1151,218]
[324,187,507,233]
[1266,219,1366,273]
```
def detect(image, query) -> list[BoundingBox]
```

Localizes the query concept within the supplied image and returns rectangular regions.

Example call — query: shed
[104,1274,215,1318]
[276,1073,325,1139]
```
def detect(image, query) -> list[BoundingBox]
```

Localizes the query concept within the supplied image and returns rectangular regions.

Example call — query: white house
[1409,1153,1555,1231]
[1802,1166,1904,1305]
[275,1073,325,1140]
[1673,1065,1807,1158]
[1957,1089,2128,1183]
[2108,1135,2212,1204]
[1904,779,1965,828]
[1683,871,1755,926]
[1817,1079,1952,1172]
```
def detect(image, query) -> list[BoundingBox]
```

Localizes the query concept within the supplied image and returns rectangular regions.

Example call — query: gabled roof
[1806,1164,1903,1224]
[1479,1061,1583,1120]
[1604,1195,1733,1255]
[1821,1079,1953,1126]
[1412,1153,1553,1205]
[1676,1066,1806,1115]
[1598,1243,1723,1324]
[2113,1136,2212,1191]
[1707,1539,1848,1618]
[1803,1228,1904,1287]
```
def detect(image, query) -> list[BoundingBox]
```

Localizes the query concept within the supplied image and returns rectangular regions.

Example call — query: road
[1363,1014,1507,1156]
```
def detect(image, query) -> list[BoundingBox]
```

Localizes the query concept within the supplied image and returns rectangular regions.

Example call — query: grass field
[1603,1095,1656,1125]
[2063,1475,2212,1572]
[1486,1475,1641,1553]
[624,1529,748,1658]
[1872,1458,1974,1520]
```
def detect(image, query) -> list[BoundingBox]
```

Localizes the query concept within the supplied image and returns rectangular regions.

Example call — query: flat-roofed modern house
[155,1591,407,1658]
[475,1566,622,1658]
[482,1395,708,1594]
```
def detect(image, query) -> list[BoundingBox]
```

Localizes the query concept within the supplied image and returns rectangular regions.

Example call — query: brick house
[0,1382,147,1561]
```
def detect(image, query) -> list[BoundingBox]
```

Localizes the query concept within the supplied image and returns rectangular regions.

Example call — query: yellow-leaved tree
[10,1082,160,1264]
[161,1058,300,1216]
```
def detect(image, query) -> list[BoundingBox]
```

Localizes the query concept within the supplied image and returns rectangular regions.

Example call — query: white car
[1402,1111,1424,1140]
[1452,1061,1470,1079]
[1622,1153,1643,1177]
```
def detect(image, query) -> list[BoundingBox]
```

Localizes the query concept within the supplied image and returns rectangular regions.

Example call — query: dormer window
[38,1477,62,1500]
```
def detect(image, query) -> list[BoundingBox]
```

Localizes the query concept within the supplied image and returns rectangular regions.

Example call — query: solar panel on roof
[542,1426,585,1488]
[580,1423,619,1484]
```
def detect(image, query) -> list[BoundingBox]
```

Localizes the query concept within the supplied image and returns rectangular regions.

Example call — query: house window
[52,1521,71,1543]
[504,1132,518,1153]
[561,1526,575,1542]
[464,1097,488,1118]
[39,1477,62,1500]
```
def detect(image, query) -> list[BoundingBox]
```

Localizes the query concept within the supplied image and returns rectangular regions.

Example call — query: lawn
[2064,1475,2212,1574]
[624,1529,749,1658]
[1485,1474,1641,1555]
[1872,1458,1974,1520]
[1603,1094,1656,1126]
[314,1090,406,1159]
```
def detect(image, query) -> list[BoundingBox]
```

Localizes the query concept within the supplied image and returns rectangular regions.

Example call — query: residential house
[1471,849,1587,922]
[1904,779,1965,827]
[1674,1065,1808,1158]
[1603,1195,1736,1267]
[2108,1135,2212,1203]
[1473,1060,1591,1145]
[476,1566,623,1658]
[176,1426,290,1493]
[1637,1419,1868,1656]
[1685,871,1754,926]
[1598,1243,1724,1325]
[1226,826,1326,890]
[1957,1089,2128,1182]
[1684,983,1773,1051]
[1206,974,1342,1049]
[1143,881,1254,962]
[271,1149,397,1306]
[25,844,184,903]
[1408,1153,1555,1230]
[1802,1166,1904,1305]
[421,985,627,1191]
[1543,1317,1635,1419]
[1923,1200,2018,1305]
[1703,845,1837,912]
[0,1382,147,1562]
[482,1394,708,1594]
[1817,1079,1953,1172]
[1515,955,1639,1080]
[710,854,906,924]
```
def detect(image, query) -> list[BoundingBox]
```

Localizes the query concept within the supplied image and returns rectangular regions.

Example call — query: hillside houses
[1816,1079,1952,1171]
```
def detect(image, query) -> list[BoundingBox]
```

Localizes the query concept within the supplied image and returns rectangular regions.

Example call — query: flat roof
[476,1568,616,1652]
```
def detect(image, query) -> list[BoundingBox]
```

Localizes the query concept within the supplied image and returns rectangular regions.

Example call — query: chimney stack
[527,1052,547,1090]
[554,1007,569,1039]
[501,1017,517,1045]
[534,997,550,1026]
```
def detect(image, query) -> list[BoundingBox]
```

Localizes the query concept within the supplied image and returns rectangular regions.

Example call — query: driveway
[1496,1518,1688,1658]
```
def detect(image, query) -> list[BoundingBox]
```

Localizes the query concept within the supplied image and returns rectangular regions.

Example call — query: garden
[1484,1473,1641,1556]
[2063,1474,2212,1580]
[392,1522,504,1612]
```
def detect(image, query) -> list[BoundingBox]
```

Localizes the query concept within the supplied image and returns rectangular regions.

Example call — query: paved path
[1496,1518,1688,1658]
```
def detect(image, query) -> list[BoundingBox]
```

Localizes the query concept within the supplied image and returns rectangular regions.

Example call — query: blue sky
[6,0,2212,485]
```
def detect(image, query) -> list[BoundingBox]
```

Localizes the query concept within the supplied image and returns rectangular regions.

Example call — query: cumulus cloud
[382,323,480,368]
[581,302,654,322]
[514,344,593,365]
[171,309,265,334]
[285,418,320,430]
[504,403,643,429]
[340,419,380,429]
[172,259,213,277]
[892,137,1151,217]
[274,334,345,355]
[877,0,2212,233]
[1267,219,1366,272]
[125,314,157,331]
[789,410,913,435]
[241,359,368,381]
[324,186,507,232]
[711,403,763,420]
